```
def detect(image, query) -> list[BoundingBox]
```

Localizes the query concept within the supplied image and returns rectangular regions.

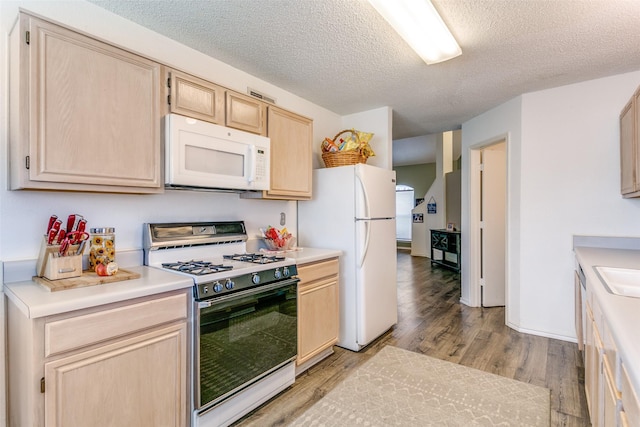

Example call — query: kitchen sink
[594,266,640,298]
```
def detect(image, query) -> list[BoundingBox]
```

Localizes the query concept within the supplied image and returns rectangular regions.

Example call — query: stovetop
[223,253,286,264]
[162,260,234,276]
[143,221,298,300]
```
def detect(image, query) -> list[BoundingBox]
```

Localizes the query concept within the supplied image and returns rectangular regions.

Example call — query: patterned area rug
[289,345,550,426]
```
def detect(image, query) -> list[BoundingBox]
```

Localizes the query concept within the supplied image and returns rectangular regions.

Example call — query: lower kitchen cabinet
[7,289,189,427]
[621,362,640,426]
[585,300,602,425]
[583,284,640,427]
[297,257,339,370]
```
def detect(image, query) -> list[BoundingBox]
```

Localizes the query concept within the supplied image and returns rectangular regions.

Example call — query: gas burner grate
[223,253,286,264]
[162,260,233,276]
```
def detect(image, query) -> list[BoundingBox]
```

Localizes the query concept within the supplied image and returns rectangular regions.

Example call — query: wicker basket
[321,129,369,168]
[322,151,367,168]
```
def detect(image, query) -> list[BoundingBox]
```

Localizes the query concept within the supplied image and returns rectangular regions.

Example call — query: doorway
[470,139,507,308]
[395,185,414,246]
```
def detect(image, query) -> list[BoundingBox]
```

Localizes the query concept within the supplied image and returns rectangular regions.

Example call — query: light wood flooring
[235,250,590,426]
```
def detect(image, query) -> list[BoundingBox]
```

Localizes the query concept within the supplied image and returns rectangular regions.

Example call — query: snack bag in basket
[357,130,376,158]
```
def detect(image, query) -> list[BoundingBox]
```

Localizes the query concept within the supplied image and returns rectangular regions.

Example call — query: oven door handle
[197,278,299,308]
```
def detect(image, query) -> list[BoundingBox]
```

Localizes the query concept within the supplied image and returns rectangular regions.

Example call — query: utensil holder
[36,237,82,280]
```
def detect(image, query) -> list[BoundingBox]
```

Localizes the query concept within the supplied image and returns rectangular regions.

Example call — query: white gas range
[143,221,299,427]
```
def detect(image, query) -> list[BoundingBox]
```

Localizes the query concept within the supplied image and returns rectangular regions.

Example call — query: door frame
[468,134,510,314]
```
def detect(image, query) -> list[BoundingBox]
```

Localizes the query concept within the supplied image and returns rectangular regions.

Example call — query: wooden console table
[430,229,461,272]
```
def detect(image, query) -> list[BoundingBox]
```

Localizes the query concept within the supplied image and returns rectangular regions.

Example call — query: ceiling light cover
[368,0,461,65]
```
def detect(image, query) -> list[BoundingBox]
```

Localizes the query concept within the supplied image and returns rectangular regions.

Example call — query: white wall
[462,71,640,341]
[341,107,393,170]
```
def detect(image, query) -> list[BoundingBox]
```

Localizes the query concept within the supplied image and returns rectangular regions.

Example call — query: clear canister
[89,227,115,271]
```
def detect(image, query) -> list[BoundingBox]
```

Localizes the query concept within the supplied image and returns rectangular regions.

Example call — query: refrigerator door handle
[358,220,371,268]
[356,173,370,219]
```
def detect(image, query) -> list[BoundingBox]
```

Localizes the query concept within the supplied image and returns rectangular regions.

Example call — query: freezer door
[355,218,398,347]
[355,164,397,219]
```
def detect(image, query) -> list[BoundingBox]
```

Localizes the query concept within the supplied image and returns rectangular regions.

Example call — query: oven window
[198,283,297,409]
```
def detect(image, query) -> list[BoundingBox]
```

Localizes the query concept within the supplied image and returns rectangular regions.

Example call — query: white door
[481,143,506,307]
[355,164,397,219]
[355,218,398,347]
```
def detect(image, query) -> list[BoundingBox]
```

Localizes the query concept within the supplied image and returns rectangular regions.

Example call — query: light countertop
[574,246,640,395]
[3,248,341,320]
[281,247,342,265]
[4,266,193,319]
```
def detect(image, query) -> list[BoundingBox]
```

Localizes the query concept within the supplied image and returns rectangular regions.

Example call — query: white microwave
[165,113,270,191]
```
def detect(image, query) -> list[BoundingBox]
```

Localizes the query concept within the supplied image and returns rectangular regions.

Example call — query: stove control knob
[274,269,282,280]
[225,279,234,290]
[213,281,224,293]
[283,266,290,277]
[252,273,261,285]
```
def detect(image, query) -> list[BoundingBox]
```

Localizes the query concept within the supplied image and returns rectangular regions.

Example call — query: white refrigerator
[298,164,398,351]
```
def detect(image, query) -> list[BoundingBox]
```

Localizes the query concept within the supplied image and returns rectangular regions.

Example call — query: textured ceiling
[87,0,640,164]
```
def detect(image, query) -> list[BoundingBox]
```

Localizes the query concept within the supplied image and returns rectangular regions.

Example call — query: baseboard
[506,321,576,343]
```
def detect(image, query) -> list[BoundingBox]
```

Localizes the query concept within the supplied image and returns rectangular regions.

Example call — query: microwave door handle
[247,145,256,183]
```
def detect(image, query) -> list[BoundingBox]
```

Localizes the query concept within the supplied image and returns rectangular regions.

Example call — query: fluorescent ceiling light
[368,0,462,65]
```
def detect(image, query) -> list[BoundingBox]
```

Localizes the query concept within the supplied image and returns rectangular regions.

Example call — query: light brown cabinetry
[264,106,313,200]
[621,362,640,426]
[585,299,602,425]
[167,69,225,124]
[620,85,640,197]
[225,91,266,135]
[297,257,339,368]
[162,69,314,200]
[7,290,189,427]
[9,13,162,193]
[574,270,584,352]
[583,284,640,427]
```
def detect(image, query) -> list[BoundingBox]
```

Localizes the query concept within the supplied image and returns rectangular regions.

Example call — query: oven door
[194,279,298,412]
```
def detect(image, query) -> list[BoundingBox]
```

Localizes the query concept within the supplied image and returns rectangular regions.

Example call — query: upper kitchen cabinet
[166,69,225,124]
[266,106,313,199]
[620,85,640,198]
[225,91,267,136]
[240,105,313,200]
[9,13,163,193]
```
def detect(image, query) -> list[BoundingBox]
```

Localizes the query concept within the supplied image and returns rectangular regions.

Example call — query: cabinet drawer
[621,362,640,426]
[297,258,339,284]
[45,292,187,357]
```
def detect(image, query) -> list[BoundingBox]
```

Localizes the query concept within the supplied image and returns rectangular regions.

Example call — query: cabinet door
[574,271,584,352]
[621,362,640,427]
[10,14,162,193]
[620,98,636,195]
[297,277,339,365]
[585,305,602,425]
[225,91,266,135]
[265,106,313,199]
[603,368,618,427]
[297,258,339,366]
[168,69,225,124]
[44,322,187,427]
